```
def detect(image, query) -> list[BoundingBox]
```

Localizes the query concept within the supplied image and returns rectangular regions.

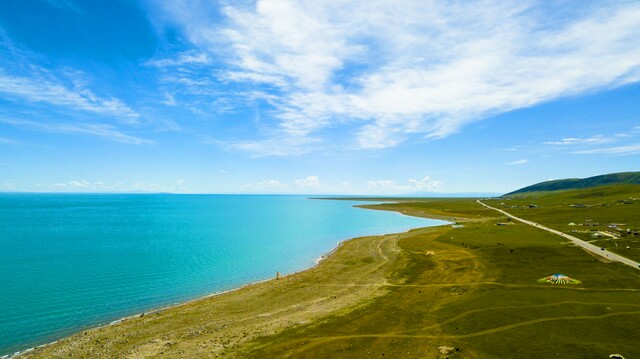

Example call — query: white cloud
[146,51,212,67]
[573,144,640,155]
[174,179,186,191]
[544,135,613,145]
[0,118,153,145]
[0,72,140,122]
[507,159,529,165]
[68,179,90,188]
[213,135,321,157]
[1,182,17,190]
[294,175,321,189]
[0,137,21,145]
[544,127,640,155]
[244,179,290,192]
[132,181,170,192]
[367,176,443,194]
[162,93,177,106]
[50,180,101,191]
[42,180,188,193]
[244,175,350,193]
[157,1,640,154]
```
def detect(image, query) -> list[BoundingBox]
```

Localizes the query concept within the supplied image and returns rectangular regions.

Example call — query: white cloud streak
[44,180,186,193]
[507,159,529,165]
[544,135,613,145]
[0,72,140,122]
[244,179,290,192]
[146,51,212,67]
[544,127,640,156]
[0,118,153,145]
[573,144,640,155]
[245,175,344,193]
[367,176,443,194]
[0,137,22,145]
[157,0,640,154]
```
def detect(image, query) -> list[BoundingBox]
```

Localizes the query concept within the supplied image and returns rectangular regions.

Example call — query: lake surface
[0,194,445,355]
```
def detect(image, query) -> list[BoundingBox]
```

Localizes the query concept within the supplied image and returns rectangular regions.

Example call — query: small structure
[276,271,281,280]
[537,273,581,285]
[425,250,436,256]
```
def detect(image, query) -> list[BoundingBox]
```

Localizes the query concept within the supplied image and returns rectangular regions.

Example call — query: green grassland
[486,184,640,262]
[241,199,640,358]
[506,171,640,195]
[356,198,502,221]
[24,193,640,358]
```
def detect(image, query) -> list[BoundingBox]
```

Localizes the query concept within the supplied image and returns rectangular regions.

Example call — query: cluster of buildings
[568,220,639,239]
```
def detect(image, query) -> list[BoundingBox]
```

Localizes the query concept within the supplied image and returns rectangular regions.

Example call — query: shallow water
[0,194,445,355]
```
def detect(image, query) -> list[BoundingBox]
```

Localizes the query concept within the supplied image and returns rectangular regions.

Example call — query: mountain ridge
[505,171,640,195]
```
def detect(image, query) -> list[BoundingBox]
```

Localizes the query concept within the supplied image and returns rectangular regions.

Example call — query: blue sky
[0,0,639,195]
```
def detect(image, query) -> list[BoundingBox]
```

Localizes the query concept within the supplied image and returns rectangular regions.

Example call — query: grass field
[485,184,640,262]
[23,192,640,358]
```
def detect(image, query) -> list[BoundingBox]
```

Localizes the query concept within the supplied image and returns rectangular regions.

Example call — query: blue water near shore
[0,194,445,355]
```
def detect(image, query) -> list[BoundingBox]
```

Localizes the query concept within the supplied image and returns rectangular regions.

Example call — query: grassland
[485,184,640,262]
[23,192,640,358]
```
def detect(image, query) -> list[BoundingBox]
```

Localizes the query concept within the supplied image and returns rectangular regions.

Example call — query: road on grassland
[477,200,640,270]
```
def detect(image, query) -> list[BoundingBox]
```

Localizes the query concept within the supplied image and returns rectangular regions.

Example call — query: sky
[0,0,639,195]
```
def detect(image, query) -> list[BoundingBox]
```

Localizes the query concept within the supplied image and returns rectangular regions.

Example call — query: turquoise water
[0,194,444,355]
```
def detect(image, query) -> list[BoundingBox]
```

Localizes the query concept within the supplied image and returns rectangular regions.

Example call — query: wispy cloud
[507,159,529,165]
[1,182,17,190]
[43,179,187,193]
[244,179,290,192]
[573,144,640,155]
[203,134,321,157]
[244,175,349,193]
[0,137,22,145]
[0,118,153,145]
[156,1,640,154]
[367,176,443,194]
[146,51,212,67]
[544,127,640,155]
[0,33,139,123]
[544,135,613,145]
[0,72,140,122]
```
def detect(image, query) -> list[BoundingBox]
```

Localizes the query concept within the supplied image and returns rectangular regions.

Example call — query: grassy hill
[505,171,640,195]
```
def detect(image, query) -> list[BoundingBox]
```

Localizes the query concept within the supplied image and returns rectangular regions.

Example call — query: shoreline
[9,203,446,358]
[8,242,344,359]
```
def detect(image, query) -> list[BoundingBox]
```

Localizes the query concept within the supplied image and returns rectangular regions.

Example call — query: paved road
[477,200,640,270]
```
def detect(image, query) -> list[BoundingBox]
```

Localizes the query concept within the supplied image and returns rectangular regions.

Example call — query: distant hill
[505,171,640,195]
